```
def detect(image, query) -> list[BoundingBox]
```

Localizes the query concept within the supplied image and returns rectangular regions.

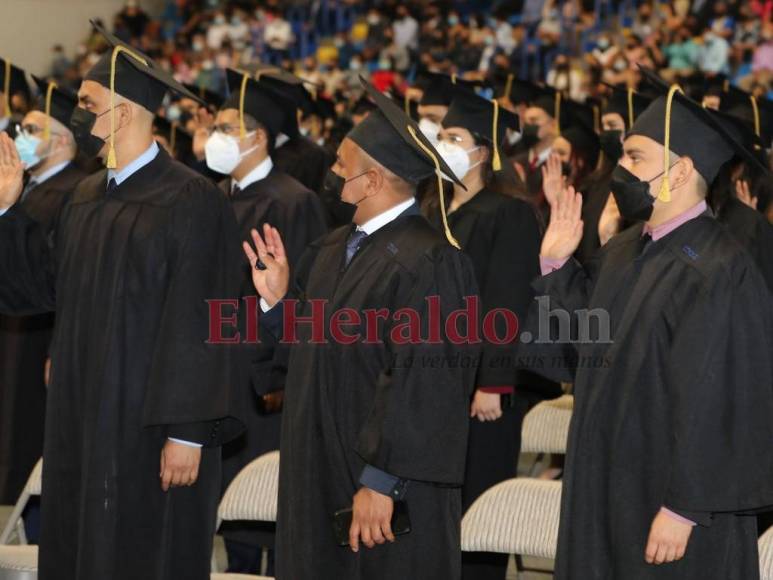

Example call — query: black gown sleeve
[663,258,773,515]
[0,204,57,316]
[141,178,245,447]
[477,199,541,388]
[354,246,481,485]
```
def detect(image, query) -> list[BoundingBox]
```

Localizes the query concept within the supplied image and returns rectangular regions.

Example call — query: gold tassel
[451,73,457,85]
[491,98,502,172]
[404,93,410,116]
[554,91,562,137]
[3,60,10,119]
[626,87,635,130]
[750,95,760,138]
[43,81,58,141]
[504,73,514,101]
[170,120,177,154]
[107,46,148,169]
[238,72,250,139]
[658,84,683,203]
[407,125,460,249]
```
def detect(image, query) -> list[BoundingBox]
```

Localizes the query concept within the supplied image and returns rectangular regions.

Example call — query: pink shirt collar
[643,200,707,242]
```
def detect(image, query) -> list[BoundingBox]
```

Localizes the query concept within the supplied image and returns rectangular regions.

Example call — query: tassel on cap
[43,81,57,141]
[658,84,683,203]
[554,91,562,137]
[107,45,148,169]
[407,124,460,249]
[627,87,635,130]
[491,98,502,172]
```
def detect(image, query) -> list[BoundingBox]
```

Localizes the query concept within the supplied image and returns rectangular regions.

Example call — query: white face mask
[418,118,441,146]
[205,130,258,175]
[436,141,480,181]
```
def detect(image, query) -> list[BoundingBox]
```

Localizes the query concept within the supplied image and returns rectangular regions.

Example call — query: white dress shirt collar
[233,156,273,191]
[356,197,416,236]
[107,141,160,187]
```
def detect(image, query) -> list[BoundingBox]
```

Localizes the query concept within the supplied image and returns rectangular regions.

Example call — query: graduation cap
[442,89,520,172]
[385,87,419,120]
[530,85,567,132]
[493,73,541,105]
[153,115,192,158]
[310,95,336,121]
[0,57,31,116]
[181,82,224,109]
[31,75,78,139]
[351,94,377,117]
[83,20,203,168]
[349,75,466,248]
[560,100,600,161]
[601,83,652,130]
[720,84,773,147]
[629,67,769,202]
[221,68,294,140]
[416,71,483,107]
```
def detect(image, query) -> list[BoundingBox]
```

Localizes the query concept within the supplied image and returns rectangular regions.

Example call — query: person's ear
[116,102,132,131]
[672,156,694,190]
[365,167,383,197]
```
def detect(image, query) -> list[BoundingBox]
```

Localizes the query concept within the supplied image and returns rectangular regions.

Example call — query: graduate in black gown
[247,64,334,197]
[0,58,32,140]
[576,84,652,264]
[522,73,773,579]
[422,88,554,580]
[204,68,327,574]
[0,77,87,505]
[706,109,773,292]
[242,77,480,580]
[0,23,244,580]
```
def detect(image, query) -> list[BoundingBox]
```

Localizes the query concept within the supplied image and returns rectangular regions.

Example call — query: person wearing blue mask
[0,77,87,520]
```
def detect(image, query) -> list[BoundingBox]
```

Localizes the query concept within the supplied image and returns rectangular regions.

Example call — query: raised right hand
[541,153,566,208]
[541,185,584,261]
[242,223,290,308]
[0,133,24,210]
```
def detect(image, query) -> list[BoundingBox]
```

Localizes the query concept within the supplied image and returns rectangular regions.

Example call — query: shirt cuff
[168,437,203,448]
[478,386,515,394]
[660,506,697,526]
[540,255,569,276]
[359,464,409,500]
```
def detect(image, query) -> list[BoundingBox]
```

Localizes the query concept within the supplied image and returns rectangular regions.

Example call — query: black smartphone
[332,500,412,547]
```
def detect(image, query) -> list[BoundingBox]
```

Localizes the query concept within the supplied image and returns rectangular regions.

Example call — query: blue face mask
[14,132,45,169]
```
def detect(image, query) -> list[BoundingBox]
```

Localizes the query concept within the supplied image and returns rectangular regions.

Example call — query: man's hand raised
[540,185,584,261]
[242,223,290,308]
[0,133,24,211]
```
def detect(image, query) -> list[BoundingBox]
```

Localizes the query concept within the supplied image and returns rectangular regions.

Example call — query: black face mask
[521,123,541,148]
[561,161,572,177]
[69,107,109,159]
[609,164,667,222]
[599,130,624,162]
[321,169,368,225]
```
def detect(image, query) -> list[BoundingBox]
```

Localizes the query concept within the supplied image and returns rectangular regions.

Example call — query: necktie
[106,178,118,193]
[345,229,368,267]
[20,179,38,202]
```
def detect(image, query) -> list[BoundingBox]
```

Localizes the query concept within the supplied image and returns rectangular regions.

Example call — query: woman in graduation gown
[422,89,557,580]
[0,24,245,580]
[522,78,773,580]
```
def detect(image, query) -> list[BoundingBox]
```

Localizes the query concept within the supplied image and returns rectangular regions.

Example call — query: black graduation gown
[269,208,480,580]
[716,196,773,292]
[219,167,327,549]
[522,213,773,580]
[0,162,86,504]
[0,148,245,580]
[272,134,334,195]
[429,190,556,580]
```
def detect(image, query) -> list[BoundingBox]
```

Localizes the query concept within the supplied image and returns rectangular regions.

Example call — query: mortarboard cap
[0,58,31,116]
[417,71,484,107]
[601,83,652,130]
[348,75,466,247]
[222,68,295,140]
[83,20,203,168]
[182,82,224,110]
[629,67,768,201]
[153,115,192,159]
[31,75,78,138]
[720,84,773,147]
[493,73,541,105]
[442,89,520,171]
